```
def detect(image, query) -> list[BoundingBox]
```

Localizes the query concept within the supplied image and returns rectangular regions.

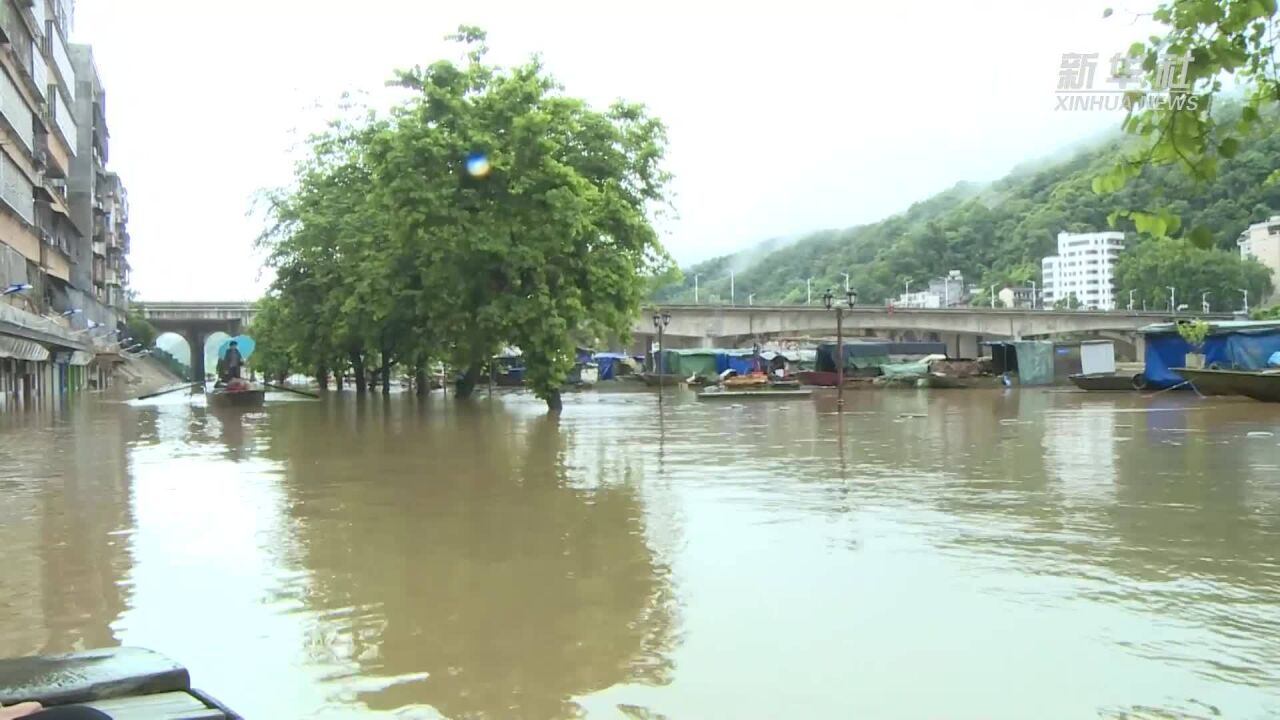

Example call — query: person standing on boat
[224,340,243,380]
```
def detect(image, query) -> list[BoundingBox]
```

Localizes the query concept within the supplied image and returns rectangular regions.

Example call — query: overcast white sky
[74,0,1156,302]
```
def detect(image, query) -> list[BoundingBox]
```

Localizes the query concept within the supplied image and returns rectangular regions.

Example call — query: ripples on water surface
[2,387,1280,719]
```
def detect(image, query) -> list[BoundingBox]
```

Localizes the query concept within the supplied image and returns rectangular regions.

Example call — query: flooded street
[2,387,1280,719]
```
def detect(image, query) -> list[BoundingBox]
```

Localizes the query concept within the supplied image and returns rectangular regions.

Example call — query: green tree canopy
[1112,238,1273,311]
[255,27,672,411]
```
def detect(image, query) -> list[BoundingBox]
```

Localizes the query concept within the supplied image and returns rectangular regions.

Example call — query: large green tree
[1113,238,1273,311]
[256,27,672,412]
[364,28,671,410]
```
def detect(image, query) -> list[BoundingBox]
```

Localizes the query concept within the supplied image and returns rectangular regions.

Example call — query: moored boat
[1068,373,1141,392]
[1174,367,1280,401]
[639,372,684,387]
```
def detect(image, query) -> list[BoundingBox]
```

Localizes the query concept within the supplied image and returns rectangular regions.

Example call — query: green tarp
[656,349,720,378]
[879,359,932,378]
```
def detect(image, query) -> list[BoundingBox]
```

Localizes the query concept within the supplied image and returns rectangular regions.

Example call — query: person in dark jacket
[224,341,243,380]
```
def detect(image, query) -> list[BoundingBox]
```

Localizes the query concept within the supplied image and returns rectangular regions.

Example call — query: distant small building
[1238,216,1280,303]
[1042,231,1125,310]
[898,290,942,308]
[997,287,1036,309]
[897,270,968,308]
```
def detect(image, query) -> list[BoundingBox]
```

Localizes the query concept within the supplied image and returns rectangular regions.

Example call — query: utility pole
[1167,287,1176,317]
[1128,289,1136,311]
[1241,288,1250,314]
[990,284,997,309]
[693,274,700,304]
[806,277,813,305]
[1029,280,1036,310]
[730,271,735,306]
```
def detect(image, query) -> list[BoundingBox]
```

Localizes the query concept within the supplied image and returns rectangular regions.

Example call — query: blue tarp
[1143,327,1280,388]
[592,352,630,380]
[716,351,761,376]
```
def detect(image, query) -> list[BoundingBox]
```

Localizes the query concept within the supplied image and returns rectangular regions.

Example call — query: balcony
[92,240,105,256]
[35,128,69,178]
[48,89,75,154]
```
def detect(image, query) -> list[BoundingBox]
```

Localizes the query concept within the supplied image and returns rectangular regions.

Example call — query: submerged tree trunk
[544,389,563,413]
[454,364,480,398]
[334,367,344,391]
[351,351,367,393]
[381,347,392,396]
[414,367,428,397]
[315,364,329,391]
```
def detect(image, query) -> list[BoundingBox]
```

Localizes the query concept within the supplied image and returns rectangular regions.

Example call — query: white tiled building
[1238,216,1280,304]
[1041,231,1125,310]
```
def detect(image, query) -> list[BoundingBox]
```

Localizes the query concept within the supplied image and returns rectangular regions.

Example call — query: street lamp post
[651,311,671,398]
[748,293,756,306]
[729,272,735,306]
[1167,287,1176,316]
[1128,289,1136,311]
[806,277,813,305]
[694,274,700,304]
[1029,281,1037,310]
[842,273,850,294]
[1241,288,1250,314]
[1201,291,1211,314]
[824,287,858,407]
[990,284,998,309]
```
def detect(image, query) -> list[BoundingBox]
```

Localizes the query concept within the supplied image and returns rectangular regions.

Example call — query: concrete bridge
[632,305,1237,358]
[137,301,256,379]
[134,300,1235,373]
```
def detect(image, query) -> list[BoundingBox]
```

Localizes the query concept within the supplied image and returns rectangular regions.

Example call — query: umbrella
[217,335,256,361]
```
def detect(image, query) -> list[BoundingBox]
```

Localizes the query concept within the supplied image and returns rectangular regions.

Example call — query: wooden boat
[1068,373,1141,392]
[793,370,837,386]
[1175,367,1280,401]
[793,369,878,386]
[0,647,243,719]
[723,372,769,389]
[207,385,266,408]
[697,388,813,400]
[639,372,684,387]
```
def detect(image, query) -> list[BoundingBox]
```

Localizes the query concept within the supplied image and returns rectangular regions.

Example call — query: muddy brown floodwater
[2,387,1280,719]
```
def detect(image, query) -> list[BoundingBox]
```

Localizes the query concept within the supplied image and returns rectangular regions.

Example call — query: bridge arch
[138,302,256,381]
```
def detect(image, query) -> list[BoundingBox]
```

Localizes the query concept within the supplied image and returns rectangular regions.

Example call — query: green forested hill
[652,119,1280,306]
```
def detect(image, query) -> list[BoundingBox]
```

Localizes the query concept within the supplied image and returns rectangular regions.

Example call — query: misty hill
[651,120,1280,305]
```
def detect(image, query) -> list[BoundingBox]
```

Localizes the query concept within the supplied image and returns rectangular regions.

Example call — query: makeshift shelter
[983,340,1056,386]
[1139,320,1280,389]
[592,352,634,380]
[655,349,721,379]
[717,349,764,376]
[814,341,946,373]
[774,349,817,371]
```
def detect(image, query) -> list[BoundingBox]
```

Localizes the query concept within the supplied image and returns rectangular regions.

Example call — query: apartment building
[1041,231,1125,310]
[0,0,132,409]
[1237,216,1280,304]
